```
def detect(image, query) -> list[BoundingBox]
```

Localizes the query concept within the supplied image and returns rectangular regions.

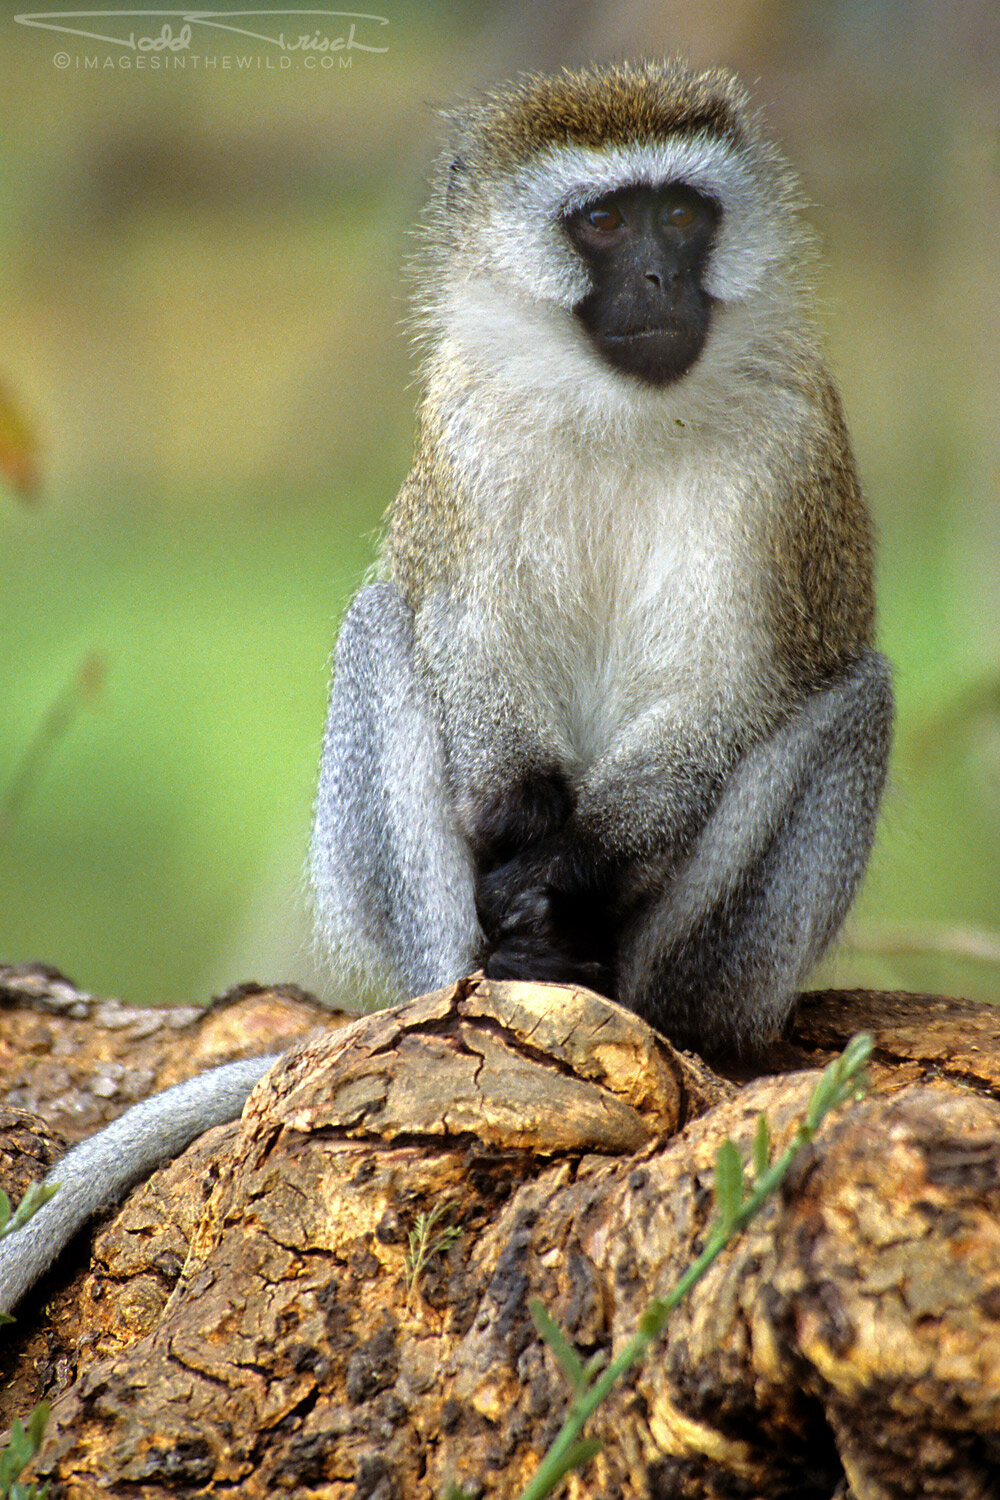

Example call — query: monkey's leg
[617,650,893,1055]
[311,582,480,999]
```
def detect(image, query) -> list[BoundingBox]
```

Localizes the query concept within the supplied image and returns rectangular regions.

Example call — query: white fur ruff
[481,135,794,309]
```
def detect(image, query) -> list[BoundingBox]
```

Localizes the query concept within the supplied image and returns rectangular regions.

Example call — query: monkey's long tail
[0,1053,281,1316]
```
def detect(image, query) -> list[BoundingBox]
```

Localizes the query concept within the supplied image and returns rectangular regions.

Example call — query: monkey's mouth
[605,325,679,341]
[593,323,705,386]
[601,322,698,355]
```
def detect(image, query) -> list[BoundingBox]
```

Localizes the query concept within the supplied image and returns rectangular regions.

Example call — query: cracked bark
[3,966,1000,1499]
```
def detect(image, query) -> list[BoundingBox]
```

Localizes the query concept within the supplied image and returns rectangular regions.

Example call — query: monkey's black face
[562,182,720,387]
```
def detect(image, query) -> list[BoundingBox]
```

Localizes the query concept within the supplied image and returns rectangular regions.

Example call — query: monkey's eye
[658,186,714,234]
[663,200,696,229]
[584,203,623,233]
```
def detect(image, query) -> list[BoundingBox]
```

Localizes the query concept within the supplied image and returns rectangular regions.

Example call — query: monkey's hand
[475,841,616,994]
[467,768,575,868]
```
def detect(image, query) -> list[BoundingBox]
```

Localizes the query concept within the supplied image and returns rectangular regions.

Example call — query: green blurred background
[1,0,998,1008]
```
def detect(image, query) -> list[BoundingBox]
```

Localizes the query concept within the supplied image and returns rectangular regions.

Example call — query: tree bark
[3,965,1000,1499]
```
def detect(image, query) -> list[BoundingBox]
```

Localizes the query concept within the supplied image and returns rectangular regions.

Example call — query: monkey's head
[419,60,815,415]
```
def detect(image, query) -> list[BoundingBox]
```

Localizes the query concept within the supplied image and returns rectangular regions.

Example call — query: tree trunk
[3,964,1000,1499]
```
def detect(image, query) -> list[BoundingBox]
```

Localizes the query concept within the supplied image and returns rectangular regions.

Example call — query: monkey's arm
[311,582,480,999]
[481,650,893,1053]
[0,1054,278,1316]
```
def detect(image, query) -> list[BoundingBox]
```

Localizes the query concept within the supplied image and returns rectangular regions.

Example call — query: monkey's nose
[644,267,681,293]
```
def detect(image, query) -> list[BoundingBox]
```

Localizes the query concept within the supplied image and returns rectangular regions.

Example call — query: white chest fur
[460,422,780,768]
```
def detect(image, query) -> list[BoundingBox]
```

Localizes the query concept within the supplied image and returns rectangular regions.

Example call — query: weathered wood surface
[3,968,1000,1499]
[0,964,350,1429]
[0,964,347,1143]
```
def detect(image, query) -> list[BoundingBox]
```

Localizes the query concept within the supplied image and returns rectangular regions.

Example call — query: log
[0,964,349,1429]
[3,967,1000,1498]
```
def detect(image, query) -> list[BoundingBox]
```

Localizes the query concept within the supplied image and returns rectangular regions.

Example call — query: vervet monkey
[311,58,892,1049]
[0,60,892,1315]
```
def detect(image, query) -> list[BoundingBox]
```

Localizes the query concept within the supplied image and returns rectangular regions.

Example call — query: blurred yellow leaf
[0,375,41,501]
